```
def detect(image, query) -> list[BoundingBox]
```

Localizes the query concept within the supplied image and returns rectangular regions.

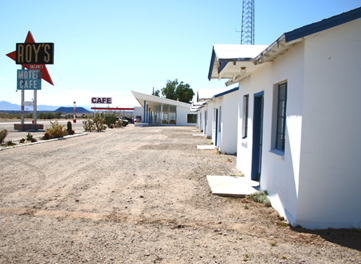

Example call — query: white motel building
[195,7,361,229]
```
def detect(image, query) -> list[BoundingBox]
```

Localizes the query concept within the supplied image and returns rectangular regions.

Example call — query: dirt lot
[0,126,360,263]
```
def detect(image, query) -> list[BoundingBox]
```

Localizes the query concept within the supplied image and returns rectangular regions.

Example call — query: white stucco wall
[177,106,198,126]
[296,18,361,229]
[134,106,144,121]
[212,91,239,154]
[198,108,204,132]
[197,111,201,129]
[212,98,221,146]
[201,102,214,138]
[237,42,305,223]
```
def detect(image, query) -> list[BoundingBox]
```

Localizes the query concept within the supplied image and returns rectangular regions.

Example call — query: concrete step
[197,145,217,150]
[207,175,260,198]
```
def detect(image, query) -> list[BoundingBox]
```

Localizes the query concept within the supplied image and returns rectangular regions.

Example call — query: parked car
[116,117,129,127]
[122,116,134,124]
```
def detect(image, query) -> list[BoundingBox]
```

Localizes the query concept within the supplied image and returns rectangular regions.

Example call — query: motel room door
[200,112,202,131]
[251,92,264,182]
[215,108,218,146]
[204,110,207,134]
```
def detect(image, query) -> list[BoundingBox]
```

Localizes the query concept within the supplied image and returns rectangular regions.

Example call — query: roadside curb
[0,132,88,151]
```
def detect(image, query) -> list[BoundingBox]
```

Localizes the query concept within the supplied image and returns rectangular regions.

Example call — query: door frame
[204,110,207,135]
[215,108,218,146]
[251,91,264,182]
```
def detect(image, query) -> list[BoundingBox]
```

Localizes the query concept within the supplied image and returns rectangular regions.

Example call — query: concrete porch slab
[197,145,217,150]
[207,176,260,197]
[191,130,199,132]
[193,134,204,137]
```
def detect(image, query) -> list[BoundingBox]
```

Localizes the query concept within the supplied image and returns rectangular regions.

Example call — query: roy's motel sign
[16,43,54,64]
[17,69,42,90]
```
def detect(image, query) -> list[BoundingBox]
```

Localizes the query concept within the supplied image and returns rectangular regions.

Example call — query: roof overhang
[214,86,239,98]
[208,45,268,86]
[197,89,225,101]
[208,7,361,86]
[131,91,191,110]
[253,35,303,65]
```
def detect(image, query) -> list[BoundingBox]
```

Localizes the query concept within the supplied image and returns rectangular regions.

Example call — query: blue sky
[0,0,360,107]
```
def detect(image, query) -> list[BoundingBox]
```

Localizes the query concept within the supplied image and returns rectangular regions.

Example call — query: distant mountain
[0,101,92,111]
[0,100,58,111]
[0,101,21,110]
[54,107,92,114]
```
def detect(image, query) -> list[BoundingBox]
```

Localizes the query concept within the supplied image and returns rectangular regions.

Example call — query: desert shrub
[247,191,271,207]
[26,133,33,142]
[104,112,117,127]
[6,140,15,146]
[43,132,51,140]
[115,120,123,128]
[72,130,75,135]
[0,129,8,144]
[67,121,74,135]
[93,113,105,132]
[31,138,37,142]
[54,111,62,119]
[46,121,66,138]
[19,138,25,143]
[83,119,94,131]
[38,112,56,120]
[109,124,114,129]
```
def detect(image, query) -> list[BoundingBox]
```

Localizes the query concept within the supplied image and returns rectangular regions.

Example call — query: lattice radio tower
[240,0,255,45]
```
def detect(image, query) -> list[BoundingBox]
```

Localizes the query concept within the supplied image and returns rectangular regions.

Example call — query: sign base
[14,124,43,131]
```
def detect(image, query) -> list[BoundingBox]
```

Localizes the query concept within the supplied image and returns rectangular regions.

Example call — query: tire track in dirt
[0,207,254,235]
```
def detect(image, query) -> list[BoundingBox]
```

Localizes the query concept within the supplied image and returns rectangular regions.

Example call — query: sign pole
[33,89,37,125]
[21,90,24,125]
[21,66,25,125]
[73,101,76,123]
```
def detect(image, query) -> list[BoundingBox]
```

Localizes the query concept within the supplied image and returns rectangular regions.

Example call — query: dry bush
[46,121,66,138]
[0,129,8,144]
[83,119,94,131]
[247,191,271,207]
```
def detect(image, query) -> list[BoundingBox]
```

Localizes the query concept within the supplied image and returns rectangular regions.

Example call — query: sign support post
[21,90,24,125]
[21,66,25,125]
[33,89,37,125]
[73,101,76,123]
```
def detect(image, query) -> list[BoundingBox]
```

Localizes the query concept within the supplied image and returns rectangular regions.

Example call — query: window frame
[219,106,222,133]
[187,114,197,124]
[275,83,287,151]
[242,94,249,139]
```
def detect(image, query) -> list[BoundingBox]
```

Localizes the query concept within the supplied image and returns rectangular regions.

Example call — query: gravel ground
[0,125,360,263]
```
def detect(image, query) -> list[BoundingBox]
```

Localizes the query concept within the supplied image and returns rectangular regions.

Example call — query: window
[219,106,222,132]
[275,83,287,150]
[187,114,197,123]
[242,95,249,138]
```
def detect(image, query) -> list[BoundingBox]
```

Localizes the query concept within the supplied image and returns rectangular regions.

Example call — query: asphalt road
[0,119,86,140]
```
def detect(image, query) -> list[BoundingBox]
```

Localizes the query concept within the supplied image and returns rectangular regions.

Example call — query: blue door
[204,110,207,135]
[215,108,218,146]
[251,92,264,182]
